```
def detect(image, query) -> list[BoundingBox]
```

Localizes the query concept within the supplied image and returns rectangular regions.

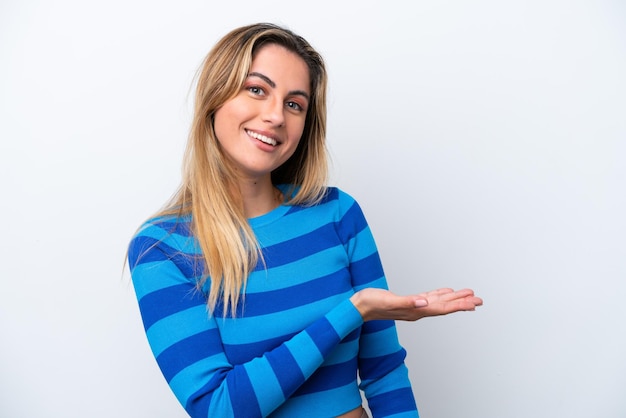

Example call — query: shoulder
[127,213,196,268]
[322,186,366,219]
[283,186,359,215]
[134,213,193,239]
[318,186,360,210]
[316,187,372,246]
[287,186,367,227]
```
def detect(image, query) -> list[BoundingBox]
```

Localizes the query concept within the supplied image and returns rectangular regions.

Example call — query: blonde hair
[158,23,328,316]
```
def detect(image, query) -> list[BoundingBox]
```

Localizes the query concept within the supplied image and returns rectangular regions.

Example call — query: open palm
[351,287,483,322]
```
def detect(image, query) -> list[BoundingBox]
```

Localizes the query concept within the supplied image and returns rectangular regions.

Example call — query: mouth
[246,129,279,147]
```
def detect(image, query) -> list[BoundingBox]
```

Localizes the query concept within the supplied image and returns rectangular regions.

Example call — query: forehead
[249,44,311,94]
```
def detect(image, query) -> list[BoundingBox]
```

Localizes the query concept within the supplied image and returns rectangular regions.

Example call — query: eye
[246,85,265,96]
[286,101,305,112]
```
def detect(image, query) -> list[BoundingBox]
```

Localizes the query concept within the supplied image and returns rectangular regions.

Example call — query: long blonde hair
[158,23,328,316]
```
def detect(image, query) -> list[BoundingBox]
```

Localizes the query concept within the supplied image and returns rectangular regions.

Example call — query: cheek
[287,118,306,144]
[213,99,245,139]
[212,108,234,145]
[283,136,303,166]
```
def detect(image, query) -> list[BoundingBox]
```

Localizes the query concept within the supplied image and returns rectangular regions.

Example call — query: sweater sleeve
[336,194,420,418]
[128,224,364,418]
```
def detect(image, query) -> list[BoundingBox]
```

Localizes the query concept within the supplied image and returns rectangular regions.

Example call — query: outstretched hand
[350,287,483,322]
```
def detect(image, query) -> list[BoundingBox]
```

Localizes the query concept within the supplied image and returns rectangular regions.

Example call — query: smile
[246,129,278,146]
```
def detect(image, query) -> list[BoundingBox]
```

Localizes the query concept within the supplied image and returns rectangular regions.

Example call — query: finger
[419,288,454,298]
[470,296,483,306]
[425,296,481,316]
[441,299,478,314]
[436,288,476,303]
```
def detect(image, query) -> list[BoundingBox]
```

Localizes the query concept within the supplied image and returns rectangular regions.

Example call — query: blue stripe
[359,348,407,380]
[335,201,368,243]
[294,357,358,396]
[131,261,195,300]
[157,329,223,382]
[306,317,340,357]
[283,187,339,216]
[147,305,215,357]
[361,319,395,334]
[223,332,295,365]
[129,236,199,278]
[367,387,417,416]
[246,246,349,293]
[178,365,226,415]
[328,187,340,200]
[349,252,385,287]
[319,338,359,366]
[231,269,352,317]
[229,369,262,417]
[185,386,214,418]
[218,291,352,346]
[359,326,404,359]
[343,328,361,343]
[319,186,339,204]
[267,345,306,398]
[253,223,343,271]
[132,219,196,251]
[348,227,378,261]
[128,235,163,269]
[151,218,193,237]
[139,283,205,331]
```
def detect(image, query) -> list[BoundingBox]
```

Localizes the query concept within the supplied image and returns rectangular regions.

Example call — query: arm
[336,196,419,417]
[351,288,481,418]
[337,195,482,417]
[128,225,365,418]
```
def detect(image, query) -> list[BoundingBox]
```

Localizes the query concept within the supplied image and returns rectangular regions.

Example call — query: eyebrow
[247,72,310,102]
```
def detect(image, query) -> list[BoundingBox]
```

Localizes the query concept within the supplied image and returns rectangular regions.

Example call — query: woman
[127,23,482,418]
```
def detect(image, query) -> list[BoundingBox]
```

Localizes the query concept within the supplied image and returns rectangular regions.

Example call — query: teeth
[247,130,277,146]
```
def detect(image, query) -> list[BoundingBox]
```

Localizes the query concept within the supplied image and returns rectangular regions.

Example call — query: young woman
[127,23,482,418]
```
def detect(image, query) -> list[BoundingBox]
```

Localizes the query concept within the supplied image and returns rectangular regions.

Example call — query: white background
[1,1,625,417]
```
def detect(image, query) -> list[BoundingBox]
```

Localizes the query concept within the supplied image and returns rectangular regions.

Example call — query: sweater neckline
[247,184,295,227]
[247,203,289,228]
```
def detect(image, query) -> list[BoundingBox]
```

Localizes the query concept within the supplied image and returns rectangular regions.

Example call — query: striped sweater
[128,187,419,418]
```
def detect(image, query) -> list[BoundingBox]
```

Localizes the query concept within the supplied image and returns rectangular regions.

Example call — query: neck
[238,177,282,218]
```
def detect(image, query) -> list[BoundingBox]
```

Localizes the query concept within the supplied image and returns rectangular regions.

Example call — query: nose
[261,97,285,127]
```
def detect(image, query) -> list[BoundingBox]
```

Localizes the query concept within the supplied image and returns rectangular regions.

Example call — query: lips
[246,129,278,146]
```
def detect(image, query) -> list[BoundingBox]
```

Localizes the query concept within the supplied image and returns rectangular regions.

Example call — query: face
[213,43,311,182]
